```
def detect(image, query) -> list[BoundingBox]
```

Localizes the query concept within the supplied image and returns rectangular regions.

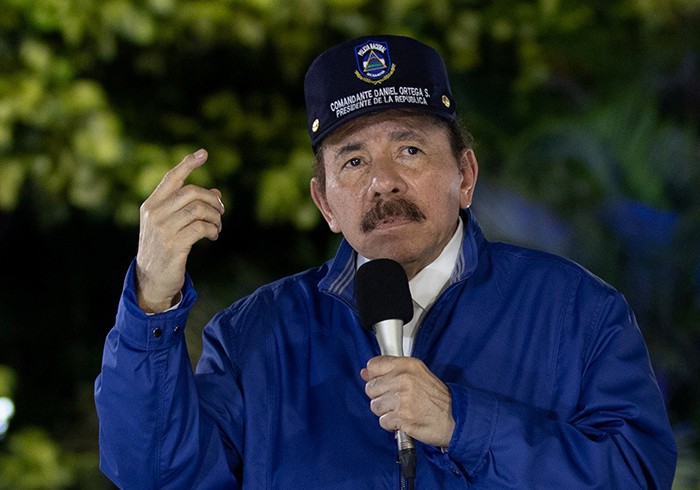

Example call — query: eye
[343,157,363,168]
[403,146,421,156]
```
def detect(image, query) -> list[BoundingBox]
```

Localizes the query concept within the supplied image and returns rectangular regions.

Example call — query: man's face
[310,112,478,279]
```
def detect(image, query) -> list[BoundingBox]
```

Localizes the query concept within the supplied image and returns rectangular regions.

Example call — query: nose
[367,157,407,199]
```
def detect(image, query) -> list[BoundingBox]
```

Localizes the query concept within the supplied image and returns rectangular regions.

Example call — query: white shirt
[357,219,464,355]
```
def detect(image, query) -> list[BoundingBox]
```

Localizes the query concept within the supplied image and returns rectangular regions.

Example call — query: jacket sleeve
[94,260,240,489]
[427,289,677,489]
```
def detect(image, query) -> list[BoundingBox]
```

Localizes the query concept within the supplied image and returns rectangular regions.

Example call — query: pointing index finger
[157,149,209,194]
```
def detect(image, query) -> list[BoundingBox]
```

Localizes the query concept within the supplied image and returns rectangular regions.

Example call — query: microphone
[355,258,416,487]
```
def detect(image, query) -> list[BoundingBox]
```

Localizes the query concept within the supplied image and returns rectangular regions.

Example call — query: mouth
[373,217,415,229]
[361,199,426,233]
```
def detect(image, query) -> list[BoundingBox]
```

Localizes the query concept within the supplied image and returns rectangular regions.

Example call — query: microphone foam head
[354,258,414,331]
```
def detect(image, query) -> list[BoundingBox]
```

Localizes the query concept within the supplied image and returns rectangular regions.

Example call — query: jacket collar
[318,208,483,308]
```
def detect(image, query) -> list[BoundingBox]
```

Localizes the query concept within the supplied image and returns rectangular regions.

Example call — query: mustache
[360,198,426,233]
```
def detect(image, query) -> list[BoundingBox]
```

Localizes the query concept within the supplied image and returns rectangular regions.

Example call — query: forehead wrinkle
[336,127,427,157]
[388,128,428,144]
[326,115,435,161]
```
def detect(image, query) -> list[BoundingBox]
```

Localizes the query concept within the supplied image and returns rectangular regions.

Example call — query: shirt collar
[356,218,464,311]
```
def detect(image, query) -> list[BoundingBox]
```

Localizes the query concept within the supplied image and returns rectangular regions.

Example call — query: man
[95,35,677,488]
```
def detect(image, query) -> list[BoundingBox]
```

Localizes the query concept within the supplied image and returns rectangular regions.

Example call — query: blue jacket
[95,211,676,489]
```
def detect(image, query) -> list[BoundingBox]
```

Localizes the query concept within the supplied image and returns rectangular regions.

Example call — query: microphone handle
[372,319,416,455]
[373,319,405,357]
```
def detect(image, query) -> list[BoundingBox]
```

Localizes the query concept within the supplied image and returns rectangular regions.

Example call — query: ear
[458,149,479,209]
[310,178,341,233]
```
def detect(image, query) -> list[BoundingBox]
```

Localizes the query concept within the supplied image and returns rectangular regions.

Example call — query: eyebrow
[332,128,429,159]
[334,142,365,159]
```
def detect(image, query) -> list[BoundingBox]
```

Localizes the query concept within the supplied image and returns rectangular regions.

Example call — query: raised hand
[135,149,225,313]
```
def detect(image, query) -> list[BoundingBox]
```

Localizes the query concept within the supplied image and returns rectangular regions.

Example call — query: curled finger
[378,413,401,433]
[369,393,395,417]
[177,220,221,246]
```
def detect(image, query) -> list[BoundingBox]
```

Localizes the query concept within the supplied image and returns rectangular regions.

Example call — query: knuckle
[395,405,412,423]
[367,356,384,372]
[139,201,152,218]
[162,167,179,183]
[183,201,208,220]
[198,221,218,239]
[396,371,412,386]
[175,185,193,202]
[404,357,421,371]
[365,378,380,395]
[192,220,209,235]
[182,203,197,217]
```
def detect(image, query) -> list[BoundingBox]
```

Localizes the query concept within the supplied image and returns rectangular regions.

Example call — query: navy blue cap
[304,35,457,149]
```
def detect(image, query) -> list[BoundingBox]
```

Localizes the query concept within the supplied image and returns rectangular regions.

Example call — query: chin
[362,246,415,266]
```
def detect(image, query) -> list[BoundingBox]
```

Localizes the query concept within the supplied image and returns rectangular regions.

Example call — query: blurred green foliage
[0,428,74,490]
[0,0,699,487]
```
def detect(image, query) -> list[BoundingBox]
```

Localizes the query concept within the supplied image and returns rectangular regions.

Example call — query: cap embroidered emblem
[354,40,396,85]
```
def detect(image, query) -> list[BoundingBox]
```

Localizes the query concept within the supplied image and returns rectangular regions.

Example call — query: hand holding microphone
[356,258,416,483]
[355,259,456,486]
